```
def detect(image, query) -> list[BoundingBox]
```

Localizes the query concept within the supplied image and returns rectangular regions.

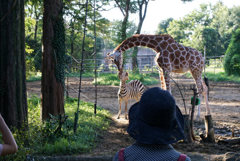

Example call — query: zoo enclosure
[68,54,225,74]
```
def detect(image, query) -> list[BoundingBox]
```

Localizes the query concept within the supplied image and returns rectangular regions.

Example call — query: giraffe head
[119,71,129,81]
[106,50,123,72]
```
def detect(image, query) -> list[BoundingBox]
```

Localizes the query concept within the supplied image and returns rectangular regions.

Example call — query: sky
[101,0,240,34]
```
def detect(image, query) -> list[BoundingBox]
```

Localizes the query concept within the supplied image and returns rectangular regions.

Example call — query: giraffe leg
[197,79,210,117]
[117,99,122,119]
[125,101,128,120]
[191,72,210,119]
[202,80,210,115]
[158,69,166,90]
[163,70,171,93]
[193,77,203,120]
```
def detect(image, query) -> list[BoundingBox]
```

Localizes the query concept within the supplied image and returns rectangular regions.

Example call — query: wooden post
[204,115,215,142]
[190,85,197,141]
[183,114,193,143]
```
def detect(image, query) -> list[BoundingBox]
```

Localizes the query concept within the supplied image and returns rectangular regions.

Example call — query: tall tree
[25,0,43,41]
[229,6,240,31]
[0,0,28,128]
[132,0,149,72]
[156,18,173,34]
[42,0,65,120]
[113,0,132,66]
[114,0,131,42]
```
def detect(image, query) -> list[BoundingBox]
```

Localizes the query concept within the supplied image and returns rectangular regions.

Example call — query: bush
[1,96,111,160]
[224,28,240,76]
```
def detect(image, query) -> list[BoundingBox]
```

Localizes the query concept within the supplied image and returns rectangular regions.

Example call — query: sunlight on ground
[112,114,129,125]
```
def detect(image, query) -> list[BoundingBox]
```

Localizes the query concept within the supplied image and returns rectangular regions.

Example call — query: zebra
[117,71,145,119]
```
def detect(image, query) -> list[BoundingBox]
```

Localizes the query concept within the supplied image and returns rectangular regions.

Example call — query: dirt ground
[27,74,240,160]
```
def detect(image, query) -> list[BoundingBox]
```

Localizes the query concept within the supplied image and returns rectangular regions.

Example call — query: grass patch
[26,72,42,82]
[95,72,159,86]
[2,96,111,160]
[205,72,240,83]
[184,71,240,83]
[65,72,95,78]
[26,71,95,82]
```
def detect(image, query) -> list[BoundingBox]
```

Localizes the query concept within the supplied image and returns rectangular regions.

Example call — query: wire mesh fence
[67,55,224,75]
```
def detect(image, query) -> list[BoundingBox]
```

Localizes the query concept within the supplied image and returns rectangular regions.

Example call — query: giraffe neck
[114,34,175,53]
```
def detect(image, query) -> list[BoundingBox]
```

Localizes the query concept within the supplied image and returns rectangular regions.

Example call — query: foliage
[190,26,223,56]
[228,6,240,31]
[158,2,240,58]
[224,28,240,76]
[25,0,111,78]
[113,0,138,14]
[64,0,110,60]
[26,72,42,82]
[25,1,43,80]
[107,20,137,47]
[25,38,42,72]
[1,96,111,160]
[156,18,173,34]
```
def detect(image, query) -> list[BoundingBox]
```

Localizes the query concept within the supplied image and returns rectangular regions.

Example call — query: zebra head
[106,50,123,72]
[119,71,129,81]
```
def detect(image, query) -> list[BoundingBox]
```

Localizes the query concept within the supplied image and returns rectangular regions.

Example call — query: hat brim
[127,102,185,145]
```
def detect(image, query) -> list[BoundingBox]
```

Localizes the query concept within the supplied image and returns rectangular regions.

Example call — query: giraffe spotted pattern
[107,34,210,118]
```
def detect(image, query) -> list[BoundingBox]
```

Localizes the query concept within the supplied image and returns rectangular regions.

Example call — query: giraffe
[107,34,210,118]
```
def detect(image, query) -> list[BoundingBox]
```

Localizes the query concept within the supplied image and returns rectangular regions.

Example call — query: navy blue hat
[127,87,185,145]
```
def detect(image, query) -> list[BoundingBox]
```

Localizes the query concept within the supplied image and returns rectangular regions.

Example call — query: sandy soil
[27,75,240,160]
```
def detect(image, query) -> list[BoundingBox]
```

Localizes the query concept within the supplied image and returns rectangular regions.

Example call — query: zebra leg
[125,101,128,120]
[117,99,122,119]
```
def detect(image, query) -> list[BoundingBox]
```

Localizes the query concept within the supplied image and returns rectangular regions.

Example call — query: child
[0,114,18,156]
[113,87,191,161]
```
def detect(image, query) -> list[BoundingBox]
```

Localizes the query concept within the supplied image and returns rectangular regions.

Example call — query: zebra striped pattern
[117,71,145,119]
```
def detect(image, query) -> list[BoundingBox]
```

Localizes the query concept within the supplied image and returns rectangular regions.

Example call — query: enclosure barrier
[67,55,224,74]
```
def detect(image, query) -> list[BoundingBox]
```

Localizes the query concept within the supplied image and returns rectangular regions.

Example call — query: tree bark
[0,0,28,128]
[204,115,215,142]
[132,0,149,72]
[34,11,39,41]
[42,0,65,120]
[121,0,130,42]
[183,114,193,143]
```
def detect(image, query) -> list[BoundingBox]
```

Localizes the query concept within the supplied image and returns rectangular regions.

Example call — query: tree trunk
[120,0,130,42]
[204,115,215,142]
[132,48,139,72]
[0,0,28,128]
[42,0,65,120]
[183,114,193,143]
[118,0,130,66]
[34,13,39,41]
[132,0,149,73]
